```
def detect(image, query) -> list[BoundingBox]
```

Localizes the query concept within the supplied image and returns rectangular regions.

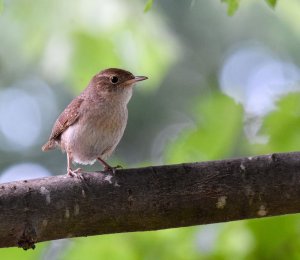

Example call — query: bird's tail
[42,140,56,151]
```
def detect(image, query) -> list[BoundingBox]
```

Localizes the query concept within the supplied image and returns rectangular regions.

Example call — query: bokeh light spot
[0,88,41,149]
[0,163,51,183]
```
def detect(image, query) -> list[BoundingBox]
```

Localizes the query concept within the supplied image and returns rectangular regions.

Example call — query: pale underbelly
[61,118,125,165]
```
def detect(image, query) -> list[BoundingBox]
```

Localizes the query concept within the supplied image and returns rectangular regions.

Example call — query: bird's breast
[61,103,128,164]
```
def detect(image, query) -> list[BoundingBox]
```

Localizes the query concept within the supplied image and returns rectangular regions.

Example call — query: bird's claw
[67,168,83,179]
[102,165,122,175]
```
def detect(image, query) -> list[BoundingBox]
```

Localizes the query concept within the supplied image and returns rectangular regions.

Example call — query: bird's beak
[125,76,148,85]
[134,76,148,82]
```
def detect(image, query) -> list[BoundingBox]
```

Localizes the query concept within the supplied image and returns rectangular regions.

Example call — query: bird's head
[89,68,148,104]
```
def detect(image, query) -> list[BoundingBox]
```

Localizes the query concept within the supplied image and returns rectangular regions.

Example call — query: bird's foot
[67,168,83,179]
[102,165,122,175]
[97,157,122,174]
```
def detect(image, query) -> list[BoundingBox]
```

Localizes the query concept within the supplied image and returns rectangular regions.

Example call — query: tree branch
[1,151,300,249]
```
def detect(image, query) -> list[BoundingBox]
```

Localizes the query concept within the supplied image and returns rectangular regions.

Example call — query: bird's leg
[67,152,82,177]
[97,157,122,174]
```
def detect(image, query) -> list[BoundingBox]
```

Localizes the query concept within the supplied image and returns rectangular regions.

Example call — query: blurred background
[1,0,300,259]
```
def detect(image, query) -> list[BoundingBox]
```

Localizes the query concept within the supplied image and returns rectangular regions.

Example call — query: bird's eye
[110,76,119,84]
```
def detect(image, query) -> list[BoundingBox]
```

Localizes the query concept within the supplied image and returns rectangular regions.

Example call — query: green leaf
[221,0,239,16]
[265,0,277,8]
[144,0,153,13]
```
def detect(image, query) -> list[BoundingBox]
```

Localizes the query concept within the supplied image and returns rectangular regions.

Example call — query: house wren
[42,68,148,176]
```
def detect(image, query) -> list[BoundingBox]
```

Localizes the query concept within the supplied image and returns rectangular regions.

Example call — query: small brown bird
[42,68,148,176]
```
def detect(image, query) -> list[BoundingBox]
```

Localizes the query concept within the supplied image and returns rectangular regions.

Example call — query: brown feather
[42,97,84,151]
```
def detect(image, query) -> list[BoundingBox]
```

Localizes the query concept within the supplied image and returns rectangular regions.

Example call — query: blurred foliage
[63,228,200,260]
[143,0,279,15]
[166,93,243,163]
[70,28,174,93]
[144,0,154,13]
[221,0,277,15]
[251,93,300,154]
[0,243,46,259]
[221,0,240,15]
[266,0,277,8]
[0,0,3,14]
[246,215,300,259]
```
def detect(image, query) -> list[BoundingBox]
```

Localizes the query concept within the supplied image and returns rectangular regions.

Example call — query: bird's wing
[49,97,84,141]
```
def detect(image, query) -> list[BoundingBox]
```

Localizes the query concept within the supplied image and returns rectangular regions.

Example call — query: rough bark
[1,151,300,249]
